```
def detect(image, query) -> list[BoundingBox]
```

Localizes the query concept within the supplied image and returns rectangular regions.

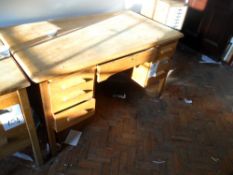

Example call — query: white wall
[0,0,143,27]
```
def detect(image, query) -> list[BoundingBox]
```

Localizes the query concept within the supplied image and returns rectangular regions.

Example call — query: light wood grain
[39,81,57,155]
[131,62,152,87]
[50,86,94,114]
[0,12,119,53]
[53,98,95,132]
[157,42,177,60]
[156,58,171,73]
[18,89,43,166]
[0,90,43,166]
[0,131,30,158]
[0,42,30,95]
[0,91,19,109]
[39,69,96,152]
[132,41,177,88]
[48,69,95,113]
[97,47,156,82]
[1,11,183,83]
[145,71,168,97]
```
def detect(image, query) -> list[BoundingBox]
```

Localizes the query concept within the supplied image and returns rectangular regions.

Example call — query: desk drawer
[132,58,171,87]
[97,48,156,82]
[131,62,151,87]
[48,70,95,113]
[157,42,177,60]
[53,98,95,132]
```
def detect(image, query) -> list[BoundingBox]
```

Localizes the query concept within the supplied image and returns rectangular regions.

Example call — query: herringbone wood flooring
[1,47,233,175]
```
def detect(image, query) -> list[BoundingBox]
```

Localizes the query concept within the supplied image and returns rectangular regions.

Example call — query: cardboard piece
[0,45,10,59]
[0,104,25,131]
[65,130,82,146]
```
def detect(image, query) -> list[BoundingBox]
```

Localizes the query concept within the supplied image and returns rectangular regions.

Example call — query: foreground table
[0,11,183,154]
[0,42,43,165]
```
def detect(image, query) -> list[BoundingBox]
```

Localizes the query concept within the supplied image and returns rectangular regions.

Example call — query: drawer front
[53,98,95,132]
[49,70,95,113]
[157,42,177,60]
[132,57,171,88]
[97,48,156,82]
[131,62,152,88]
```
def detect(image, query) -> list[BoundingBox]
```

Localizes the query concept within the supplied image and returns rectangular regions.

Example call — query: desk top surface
[0,11,183,83]
[0,42,30,95]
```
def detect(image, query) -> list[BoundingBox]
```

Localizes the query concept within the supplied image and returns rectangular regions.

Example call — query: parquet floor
[1,46,233,175]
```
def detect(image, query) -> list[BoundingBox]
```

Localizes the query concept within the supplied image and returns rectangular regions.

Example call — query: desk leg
[0,125,7,146]
[145,72,168,97]
[132,63,169,97]
[17,89,43,166]
[39,82,57,156]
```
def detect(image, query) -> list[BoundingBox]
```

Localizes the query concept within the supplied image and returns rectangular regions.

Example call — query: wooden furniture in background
[0,11,183,155]
[182,0,233,60]
[141,0,158,19]
[0,43,43,165]
[141,0,188,30]
[189,0,208,11]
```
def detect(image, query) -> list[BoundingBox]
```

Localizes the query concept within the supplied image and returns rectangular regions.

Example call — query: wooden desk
[0,42,43,165]
[0,11,183,154]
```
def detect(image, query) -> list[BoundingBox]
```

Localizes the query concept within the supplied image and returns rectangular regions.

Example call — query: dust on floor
[1,46,233,175]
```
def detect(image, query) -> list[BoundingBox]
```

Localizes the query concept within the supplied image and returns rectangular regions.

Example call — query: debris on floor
[184,98,193,104]
[0,45,10,59]
[112,93,127,99]
[171,136,192,142]
[64,163,73,167]
[199,55,222,65]
[152,160,166,164]
[211,156,220,162]
[13,152,33,162]
[46,28,59,37]
[148,98,161,103]
[1,48,233,174]
[64,130,82,146]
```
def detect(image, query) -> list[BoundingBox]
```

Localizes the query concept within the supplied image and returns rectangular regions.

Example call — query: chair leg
[18,89,43,166]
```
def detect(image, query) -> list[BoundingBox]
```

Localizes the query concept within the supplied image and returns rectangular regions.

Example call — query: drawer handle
[160,47,173,55]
